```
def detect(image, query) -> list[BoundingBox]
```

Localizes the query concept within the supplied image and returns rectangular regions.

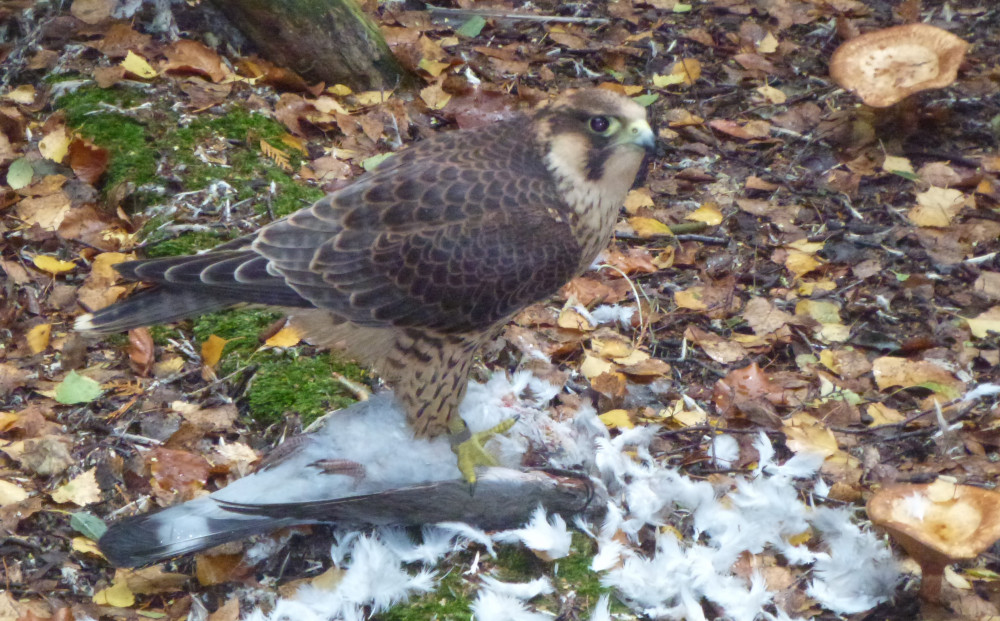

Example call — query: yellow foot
[450,417,517,484]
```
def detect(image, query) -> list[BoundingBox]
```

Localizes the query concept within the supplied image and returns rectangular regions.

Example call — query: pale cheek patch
[546,133,591,184]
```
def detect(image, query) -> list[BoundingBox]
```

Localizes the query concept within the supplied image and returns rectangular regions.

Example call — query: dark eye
[589,116,611,133]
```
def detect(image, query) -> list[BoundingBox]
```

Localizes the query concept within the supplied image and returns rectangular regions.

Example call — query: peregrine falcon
[76,88,656,482]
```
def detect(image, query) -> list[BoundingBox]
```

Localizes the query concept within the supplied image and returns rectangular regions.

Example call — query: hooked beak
[620,119,656,153]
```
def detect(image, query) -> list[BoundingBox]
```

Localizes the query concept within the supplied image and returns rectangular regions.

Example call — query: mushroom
[867,479,1000,600]
[829,24,969,107]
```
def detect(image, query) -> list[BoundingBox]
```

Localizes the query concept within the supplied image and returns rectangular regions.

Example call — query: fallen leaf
[120,50,158,79]
[201,335,228,368]
[628,216,672,238]
[872,356,964,399]
[54,370,103,404]
[966,307,1000,339]
[685,202,723,225]
[50,468,101,506]
[93,576,135,607]
[27,324,51,354]
[32,255,76,275]
[38,126,71,163]
[0,480,29,506]
[265,325,303,347]
[907,186,967,228]
[599,409,635,429]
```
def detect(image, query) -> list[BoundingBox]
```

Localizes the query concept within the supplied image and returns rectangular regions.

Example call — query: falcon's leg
[388,331,510,483]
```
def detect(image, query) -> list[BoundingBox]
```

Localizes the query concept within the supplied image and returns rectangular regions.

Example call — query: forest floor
[2,0,1000,619]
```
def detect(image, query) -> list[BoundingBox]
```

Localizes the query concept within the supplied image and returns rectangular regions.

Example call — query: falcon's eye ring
[589,116,611,133]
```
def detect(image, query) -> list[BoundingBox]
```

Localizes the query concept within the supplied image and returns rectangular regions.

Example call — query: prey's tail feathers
[98,497,299,567]
[75,287,240,335]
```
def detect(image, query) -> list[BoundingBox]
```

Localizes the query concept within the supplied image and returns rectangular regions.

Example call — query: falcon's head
[535,89,655,215]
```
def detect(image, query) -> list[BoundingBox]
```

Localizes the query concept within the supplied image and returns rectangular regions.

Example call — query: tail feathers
[98,497,299,567]
[75,287,239,335]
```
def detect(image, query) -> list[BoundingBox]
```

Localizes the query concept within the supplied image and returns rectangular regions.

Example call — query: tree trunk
[210,0,411,91]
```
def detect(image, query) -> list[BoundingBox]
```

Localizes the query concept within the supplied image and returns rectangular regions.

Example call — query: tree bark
[210,0,411,91]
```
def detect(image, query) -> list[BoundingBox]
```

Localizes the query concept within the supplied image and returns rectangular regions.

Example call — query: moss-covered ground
[55,83,362,426]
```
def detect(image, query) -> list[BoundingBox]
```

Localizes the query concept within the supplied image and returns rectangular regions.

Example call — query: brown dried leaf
[67,137,109,184]
[128,327,155,377]
[163,39,228,82]
[148,448,211,497]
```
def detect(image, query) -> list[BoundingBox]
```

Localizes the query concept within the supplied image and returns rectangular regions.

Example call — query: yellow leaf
[419,82,451,110]
[154,355,186,376]
[32,255,76,274]
[599,409,634,429]
[94,578,135,607]
[756,32,779,53]
[3,84,36,104]
[966,307,1000,338]
[795,300,841,324]
[786,529,812,546]
[265,325,303,347]
[867,402,905,426]
[783,413,837,457]
[882,155,914,175]
[628,216,672,238]
[907,186,967,228]
[755,84,786,104]
[72,536,105,558]
[787,239,825,254]
[329,83,353,96]
[50,468,102,506]
[580,354,614,380]
[280,133,308,155]
[674,286,708,311]
[201,334,228,367]
[557,307,594,331]
[623,188,654,214]
[39,126,70,163]
[652,73,685,88]
[590,337,634,359]
[670,408,706,426]
[685,202,723,225]
[612,350,650,365]
[796,279,836,295]
[418,57,451,77]
[784,250,821,278]
[354,90,392,106]
[654,58,701,87]
[120,50,158,78]
[27,323,51,354]
[0,479,29,505]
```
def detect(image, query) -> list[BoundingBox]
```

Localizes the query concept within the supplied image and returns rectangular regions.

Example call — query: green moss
[189,308,366,424]
[554,534,616,607]
[266,172,325,217]
[149,324,183,347]
[377,569,473,621]
[57,87,159,188]
[246,354,360,424]
[145,231,224,258]
[191,308,281,358]
[494,544,544,581]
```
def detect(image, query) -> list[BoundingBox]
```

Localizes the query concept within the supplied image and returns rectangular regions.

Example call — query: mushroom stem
[917,560,945,602]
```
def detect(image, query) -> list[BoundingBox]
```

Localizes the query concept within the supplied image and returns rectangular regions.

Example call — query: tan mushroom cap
[867,480,1000,562]
[830,23,969,107]
[867,480,1000,599]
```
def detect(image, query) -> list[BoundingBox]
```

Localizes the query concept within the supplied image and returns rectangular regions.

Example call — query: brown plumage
[77,88,655,479]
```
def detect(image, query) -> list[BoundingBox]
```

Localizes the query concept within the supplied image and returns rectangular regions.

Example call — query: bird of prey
[76,88,655,482]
